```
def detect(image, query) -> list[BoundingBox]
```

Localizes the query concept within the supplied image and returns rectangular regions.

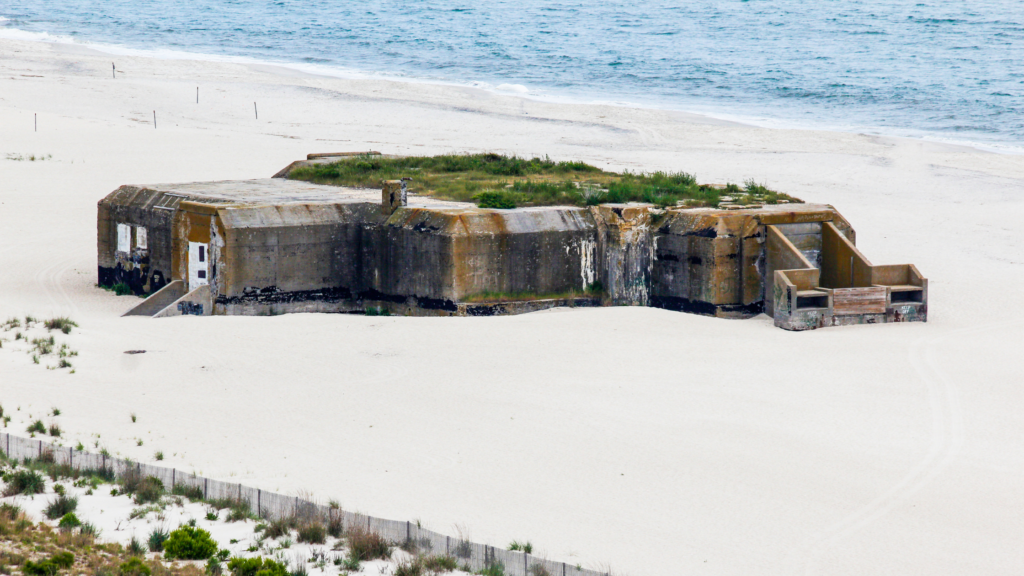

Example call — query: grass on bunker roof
[286,153,799,209]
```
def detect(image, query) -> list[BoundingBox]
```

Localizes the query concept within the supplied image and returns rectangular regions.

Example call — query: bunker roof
[104,179,471,209]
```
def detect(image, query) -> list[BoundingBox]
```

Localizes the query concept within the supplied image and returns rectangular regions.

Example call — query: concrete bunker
[99,152,927,330]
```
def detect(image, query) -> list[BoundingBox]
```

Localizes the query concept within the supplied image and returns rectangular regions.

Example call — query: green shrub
[43,494,77,520]
[27,420,46,434]
[508,540,532,554]
[296,522,325,544]
[206,558,223,576]
[4,471,40,497]
[119,557,151,576]
[126,535,146,556]
[339,556,360,572]
[227,557,289,576]
[475,191,517,209]
[51,552,74,569]
[132,477,164,504]
[263,517,294,539]
[0,503,23,520]
[44,317,77,333]
[57,513,81,531]
[423,556,458,572]
[394,558,423,576]
[147,526,169,552]
[171,483,204,501]
[23,552,74,576]
[163,525,218,560]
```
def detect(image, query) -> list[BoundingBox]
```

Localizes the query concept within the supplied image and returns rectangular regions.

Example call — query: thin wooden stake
[197,87,199,103]
[112,63,115,79]
[254,102,257,119]
[34,113,36,132]
[153,110,156,129]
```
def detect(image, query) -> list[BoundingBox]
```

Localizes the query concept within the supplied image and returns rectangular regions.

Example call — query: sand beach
[1,36,1023,575]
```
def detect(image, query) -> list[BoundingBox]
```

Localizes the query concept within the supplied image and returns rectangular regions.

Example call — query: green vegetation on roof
[286,153,799,209]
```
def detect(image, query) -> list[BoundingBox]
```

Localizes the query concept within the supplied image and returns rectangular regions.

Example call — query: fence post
[257,489,261,517]
[39,440,42,458]
[172,469,176,489]
[69,447,73,468]
[204,478,208,499]
[562,563,566,576]
[525,552,528,575]
[406,520,410,543]
[446,536,449,556]
[238,483,241,501]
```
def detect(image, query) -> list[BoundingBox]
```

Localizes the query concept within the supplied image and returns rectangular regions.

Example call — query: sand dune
[1,37,1023,575]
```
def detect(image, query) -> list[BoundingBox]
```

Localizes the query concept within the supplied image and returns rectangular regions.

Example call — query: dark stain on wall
[651,295,763,317]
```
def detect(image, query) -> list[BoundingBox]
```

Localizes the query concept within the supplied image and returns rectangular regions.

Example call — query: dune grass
[287,153,798,209]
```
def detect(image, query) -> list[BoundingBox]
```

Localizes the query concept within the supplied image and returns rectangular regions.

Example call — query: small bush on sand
[346,527,391,561]
[508,541,533,554]
[227,557,288,576]
[44,494,78,520]
[127,535,146,556]
[119,557,151,576]
[27,420,46,434]
[296,522,325,544]
[58,512,81,531]
[44,317,78,334]
[164,525,218,560]
[23,552,74,576]
[263,517,294,539]
[132,477,164,505]
[2,469,46,496]
[148,526,169,552]
[171,483,204,501]
[48,423,62,437]
[326,515,343,538]
[423,556,458,572]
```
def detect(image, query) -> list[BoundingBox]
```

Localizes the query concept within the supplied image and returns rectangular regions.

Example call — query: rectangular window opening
[197,270,206,279]
[199,245,205,262]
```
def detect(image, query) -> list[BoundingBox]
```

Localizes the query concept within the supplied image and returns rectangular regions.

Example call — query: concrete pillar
[382,179,409,215]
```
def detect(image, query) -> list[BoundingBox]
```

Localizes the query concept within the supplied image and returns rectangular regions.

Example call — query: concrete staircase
[122,281,212,318]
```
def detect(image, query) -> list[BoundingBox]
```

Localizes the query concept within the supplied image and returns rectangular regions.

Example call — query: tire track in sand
[798,321,1014,575]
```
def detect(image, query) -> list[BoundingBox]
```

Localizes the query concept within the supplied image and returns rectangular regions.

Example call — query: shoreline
[3,28,1022,157]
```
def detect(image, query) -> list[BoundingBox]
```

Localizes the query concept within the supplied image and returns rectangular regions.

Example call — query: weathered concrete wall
[361,206,598,312]
[651,210,763,318]
[592,205,652,306]
[820,222,873,289]
[97,186,185,294]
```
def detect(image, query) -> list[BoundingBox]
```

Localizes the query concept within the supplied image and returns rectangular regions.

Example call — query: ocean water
[2,1,1021,150]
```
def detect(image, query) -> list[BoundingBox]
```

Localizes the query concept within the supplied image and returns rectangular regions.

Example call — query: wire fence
[1,432,610,576]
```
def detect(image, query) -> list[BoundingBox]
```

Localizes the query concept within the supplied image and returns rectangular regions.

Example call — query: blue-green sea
[2,1,1021,150]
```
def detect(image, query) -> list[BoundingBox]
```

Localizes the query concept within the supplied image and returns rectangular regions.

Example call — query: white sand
[1,37,1023,576]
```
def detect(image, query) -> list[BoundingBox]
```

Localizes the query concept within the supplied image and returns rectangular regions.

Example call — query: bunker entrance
[188,241,209,291]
